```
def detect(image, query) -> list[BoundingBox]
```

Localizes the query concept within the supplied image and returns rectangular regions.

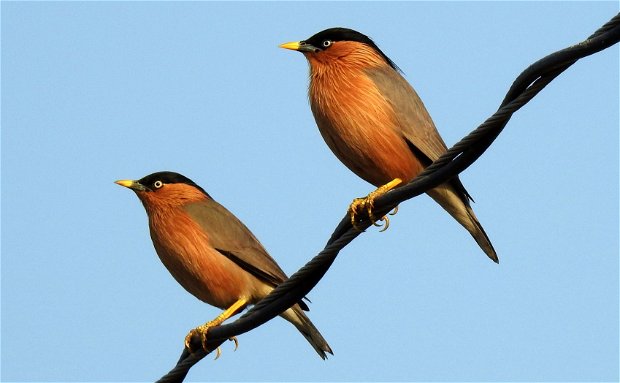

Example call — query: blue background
[2,2,618,381]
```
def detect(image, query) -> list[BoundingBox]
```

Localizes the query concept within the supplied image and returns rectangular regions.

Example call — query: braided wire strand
[156,13,620,383]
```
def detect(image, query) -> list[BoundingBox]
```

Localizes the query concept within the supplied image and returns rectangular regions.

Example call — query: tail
[281,305,333,360]
[427,182,498,263]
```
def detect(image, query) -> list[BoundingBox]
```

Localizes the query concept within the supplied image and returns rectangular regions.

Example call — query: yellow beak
[115,179,135,188]
[279,41,302,51]
[115,179,148,191]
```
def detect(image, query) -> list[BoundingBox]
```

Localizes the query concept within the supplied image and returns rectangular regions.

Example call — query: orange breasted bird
[280,28,498,263]
[115,171,332,359]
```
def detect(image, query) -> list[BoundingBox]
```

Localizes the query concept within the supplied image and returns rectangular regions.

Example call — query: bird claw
[184,325,240,360]
[349,198,366,231]
[214,337,239,359]
[211,338,239,360]
[228,336,239,351]
[183,298,247,358]
[348,178,402,231]
[389,205,399,216]
[184,324,210,354]
[375,215,390,232]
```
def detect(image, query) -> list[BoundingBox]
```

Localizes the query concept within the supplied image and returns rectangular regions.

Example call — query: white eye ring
[322,40,332,48]
[153,180,163,189]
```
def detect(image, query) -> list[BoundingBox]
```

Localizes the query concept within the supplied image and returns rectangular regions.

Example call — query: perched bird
[280,27,498,263]
[115,171,332,359]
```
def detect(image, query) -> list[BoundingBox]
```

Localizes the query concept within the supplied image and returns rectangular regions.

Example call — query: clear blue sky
[2,2,618,381]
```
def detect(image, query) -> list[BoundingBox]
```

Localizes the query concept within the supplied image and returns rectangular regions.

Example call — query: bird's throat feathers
[307,42,396,136]
[306,41,395,120]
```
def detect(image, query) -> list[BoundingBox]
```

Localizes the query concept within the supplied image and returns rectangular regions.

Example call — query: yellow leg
[349,178,402,232]
[184,298,248,357]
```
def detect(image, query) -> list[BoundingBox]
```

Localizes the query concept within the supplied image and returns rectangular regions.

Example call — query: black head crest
[138,171,210,197]
[305,27,399,71]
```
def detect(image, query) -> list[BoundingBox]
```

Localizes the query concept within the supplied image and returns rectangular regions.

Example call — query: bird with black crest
[280,27,498,263]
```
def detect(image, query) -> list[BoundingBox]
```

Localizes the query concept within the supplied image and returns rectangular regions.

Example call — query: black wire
[156,13,620,383]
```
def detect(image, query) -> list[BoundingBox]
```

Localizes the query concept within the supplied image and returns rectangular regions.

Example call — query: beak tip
[115,179,134,188]
[279,41,301,51]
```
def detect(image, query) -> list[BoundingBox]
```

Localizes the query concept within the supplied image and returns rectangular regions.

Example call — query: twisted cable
[156,13,620,383]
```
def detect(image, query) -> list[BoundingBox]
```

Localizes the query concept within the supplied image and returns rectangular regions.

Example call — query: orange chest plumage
[308,66,423,186]
[146,208,252,309]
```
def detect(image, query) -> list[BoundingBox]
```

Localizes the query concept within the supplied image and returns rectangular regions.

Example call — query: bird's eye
[322,40,332,48]
[153,180,163,189]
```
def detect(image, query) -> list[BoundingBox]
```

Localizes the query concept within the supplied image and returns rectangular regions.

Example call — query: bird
[280,27,498,263]
[115,171,332,359]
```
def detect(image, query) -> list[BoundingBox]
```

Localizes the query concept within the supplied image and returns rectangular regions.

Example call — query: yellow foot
[184,325,240,360]
[349,178,402,231]
[183,298,247,357]
[184,323,212,353]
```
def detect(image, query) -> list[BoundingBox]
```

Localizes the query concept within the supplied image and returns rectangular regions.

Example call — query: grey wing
[183,199,288,287]
[367,66,449,162]
[368,66,474,204]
